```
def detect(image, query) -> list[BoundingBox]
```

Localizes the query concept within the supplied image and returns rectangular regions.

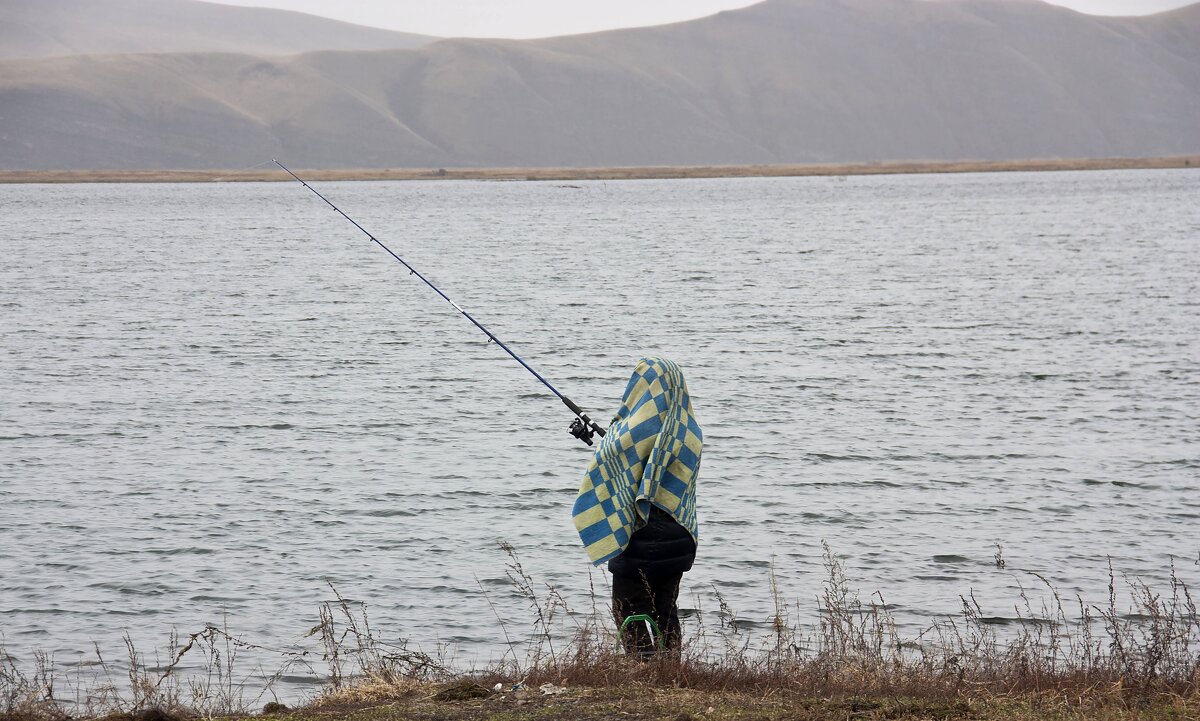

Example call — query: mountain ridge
[1,0,1197,170]
[0,0,436,60]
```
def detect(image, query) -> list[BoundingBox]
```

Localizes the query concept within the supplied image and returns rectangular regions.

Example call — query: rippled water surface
[2,170,1198,697]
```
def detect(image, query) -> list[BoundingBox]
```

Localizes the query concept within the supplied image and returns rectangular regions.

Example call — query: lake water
[1,170,1197,700]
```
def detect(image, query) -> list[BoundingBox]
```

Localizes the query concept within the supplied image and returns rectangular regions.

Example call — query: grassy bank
[0,156,1196,184]
[3,547,1197,720]
[256,681,1198,721]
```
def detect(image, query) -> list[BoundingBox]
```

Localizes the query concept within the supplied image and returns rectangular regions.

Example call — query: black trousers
[611,570,684,657]
[608,506,695,657]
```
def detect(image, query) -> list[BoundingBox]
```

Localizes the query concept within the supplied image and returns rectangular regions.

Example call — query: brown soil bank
[1,157,1196,184]
[240,683,1198,721]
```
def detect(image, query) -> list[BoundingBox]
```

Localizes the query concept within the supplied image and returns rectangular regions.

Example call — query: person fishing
[572,357,703,657]
[278,164,705,655]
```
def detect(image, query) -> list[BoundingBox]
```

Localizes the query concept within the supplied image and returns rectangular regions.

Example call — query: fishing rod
[273,159,606,446]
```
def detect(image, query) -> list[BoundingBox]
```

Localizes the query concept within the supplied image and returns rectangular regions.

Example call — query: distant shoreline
[0,156,1195,184]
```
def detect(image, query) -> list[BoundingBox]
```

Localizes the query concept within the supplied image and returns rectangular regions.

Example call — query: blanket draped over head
[572,357,703,566]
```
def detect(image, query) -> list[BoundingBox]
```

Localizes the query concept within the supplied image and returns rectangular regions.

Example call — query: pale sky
[207,0,1197,38]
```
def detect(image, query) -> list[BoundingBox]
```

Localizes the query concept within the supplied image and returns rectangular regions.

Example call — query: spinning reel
[568,413,606,446]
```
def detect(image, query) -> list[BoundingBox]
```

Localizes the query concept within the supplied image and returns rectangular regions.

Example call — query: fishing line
[273,159,606,446]
[208,159,280,182]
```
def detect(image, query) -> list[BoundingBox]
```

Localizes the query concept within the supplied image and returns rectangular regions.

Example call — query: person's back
[571,357,703,657]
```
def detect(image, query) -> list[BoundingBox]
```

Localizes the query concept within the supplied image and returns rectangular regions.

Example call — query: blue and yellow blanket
[572,357,703,565]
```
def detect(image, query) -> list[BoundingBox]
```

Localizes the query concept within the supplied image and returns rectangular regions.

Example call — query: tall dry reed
[2,544,1196,719]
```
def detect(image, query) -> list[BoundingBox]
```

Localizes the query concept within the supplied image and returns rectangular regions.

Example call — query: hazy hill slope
[1,0,1197,169]
[0,52,448,169]
[0,0,435,60]
[518,0,1200,163]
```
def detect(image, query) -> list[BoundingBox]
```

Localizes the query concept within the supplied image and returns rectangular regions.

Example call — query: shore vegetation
[3,545,1197,721]
[0,156,1196,185]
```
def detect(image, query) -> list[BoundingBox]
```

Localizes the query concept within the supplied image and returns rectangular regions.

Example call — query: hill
[1,0,1197,169]
[0,0,435,60]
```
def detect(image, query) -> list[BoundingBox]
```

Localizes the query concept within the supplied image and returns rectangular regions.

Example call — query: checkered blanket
[572,357,703,566]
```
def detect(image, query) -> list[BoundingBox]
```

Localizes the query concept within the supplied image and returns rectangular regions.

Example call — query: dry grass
[300,684,1198,721]
[479,545,1199,703]
[0,156,1196,184]
[2,545,1197,721]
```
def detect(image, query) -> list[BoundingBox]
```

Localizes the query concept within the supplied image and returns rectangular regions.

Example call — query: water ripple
[1,170,1197,699]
